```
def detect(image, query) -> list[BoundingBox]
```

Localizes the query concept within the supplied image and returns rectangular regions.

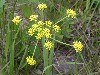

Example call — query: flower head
[72,41,83,52]
[26,56,36,65]
[45,21,52,27]
[45,32,52,38]
[32,24,39,29]
[35,28,52,40]
[37,27,43,32]
[53,25,61,32]
[28,28,35,36]
[37,21,44,26]
[44,41,54,50]
[35,32,44,40]
[43,28,51,38]
[66,9,76,18]
[12,16,22,25]
[37,3,47,11]
[29,15,38,21]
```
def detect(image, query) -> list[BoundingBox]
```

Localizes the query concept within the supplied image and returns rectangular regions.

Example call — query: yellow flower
[45,32,52,38]
[53,25,61,32]
[32,24,39,30]
[43,28,52,38]
[29,15,38,21]
[37,27,43,32]
[12,16,22,25]
[37,21,44,26]
[35,28,52,39]
[66,9,76,18]
[28,24,41,36]
[44,41,54,50]
[37,3,47,11]
[28,28,35,36]
[26,56,36,65]
[45,21,52,27]
[35,32,44,40]
[72,41,83,52]
[43,28,50,33]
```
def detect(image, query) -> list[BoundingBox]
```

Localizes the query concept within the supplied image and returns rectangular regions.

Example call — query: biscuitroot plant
[12,3,84,75]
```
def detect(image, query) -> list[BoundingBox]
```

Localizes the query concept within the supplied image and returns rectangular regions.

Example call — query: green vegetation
[0,0,100,75]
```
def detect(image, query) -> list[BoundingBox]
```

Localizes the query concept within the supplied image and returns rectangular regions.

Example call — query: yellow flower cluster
[28,20,61,40]
[26,56,36,65]
[12,16,22,25]
[37,3,47,11]
[44,41,54,50]
[37,21,44,26]
[72,41,83,52]
[29,15,38,21]
[28,3,61,51]
[53,25,61,32]
[66,9,76,18]
[45,21,52,27]
[28,28,35,36]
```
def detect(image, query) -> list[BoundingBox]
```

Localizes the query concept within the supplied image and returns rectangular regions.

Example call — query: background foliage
[0,0,100,75]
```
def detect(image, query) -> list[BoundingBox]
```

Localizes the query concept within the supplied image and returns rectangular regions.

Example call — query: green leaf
[66,28,72,33]
[0,0,5,14]
[56,34,63,41]
[65,33,71,38]
[62,25,72,38]
[0,0,5,8]
[20,5,32,18]
[0,7,3,14]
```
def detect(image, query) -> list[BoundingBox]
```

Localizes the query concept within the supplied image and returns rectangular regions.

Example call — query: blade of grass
[18,45,28,70]
[9,23,22,75]
[42,36,49,75]
[85,0,90,11]
[42,64,55,75]
[79,53,92,74]
[48,34,55,75]
[0,61,10,72]
[5,24,11,63]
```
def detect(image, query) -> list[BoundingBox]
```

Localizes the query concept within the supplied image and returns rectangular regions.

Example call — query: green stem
[51,38,72,46]
[41,10,44,21]
[42,37,49,75]
[33,41,38,56]
[79,53,91,74]
[54,16,67,25]
[48,34,55,74]
[41,10,49,75]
